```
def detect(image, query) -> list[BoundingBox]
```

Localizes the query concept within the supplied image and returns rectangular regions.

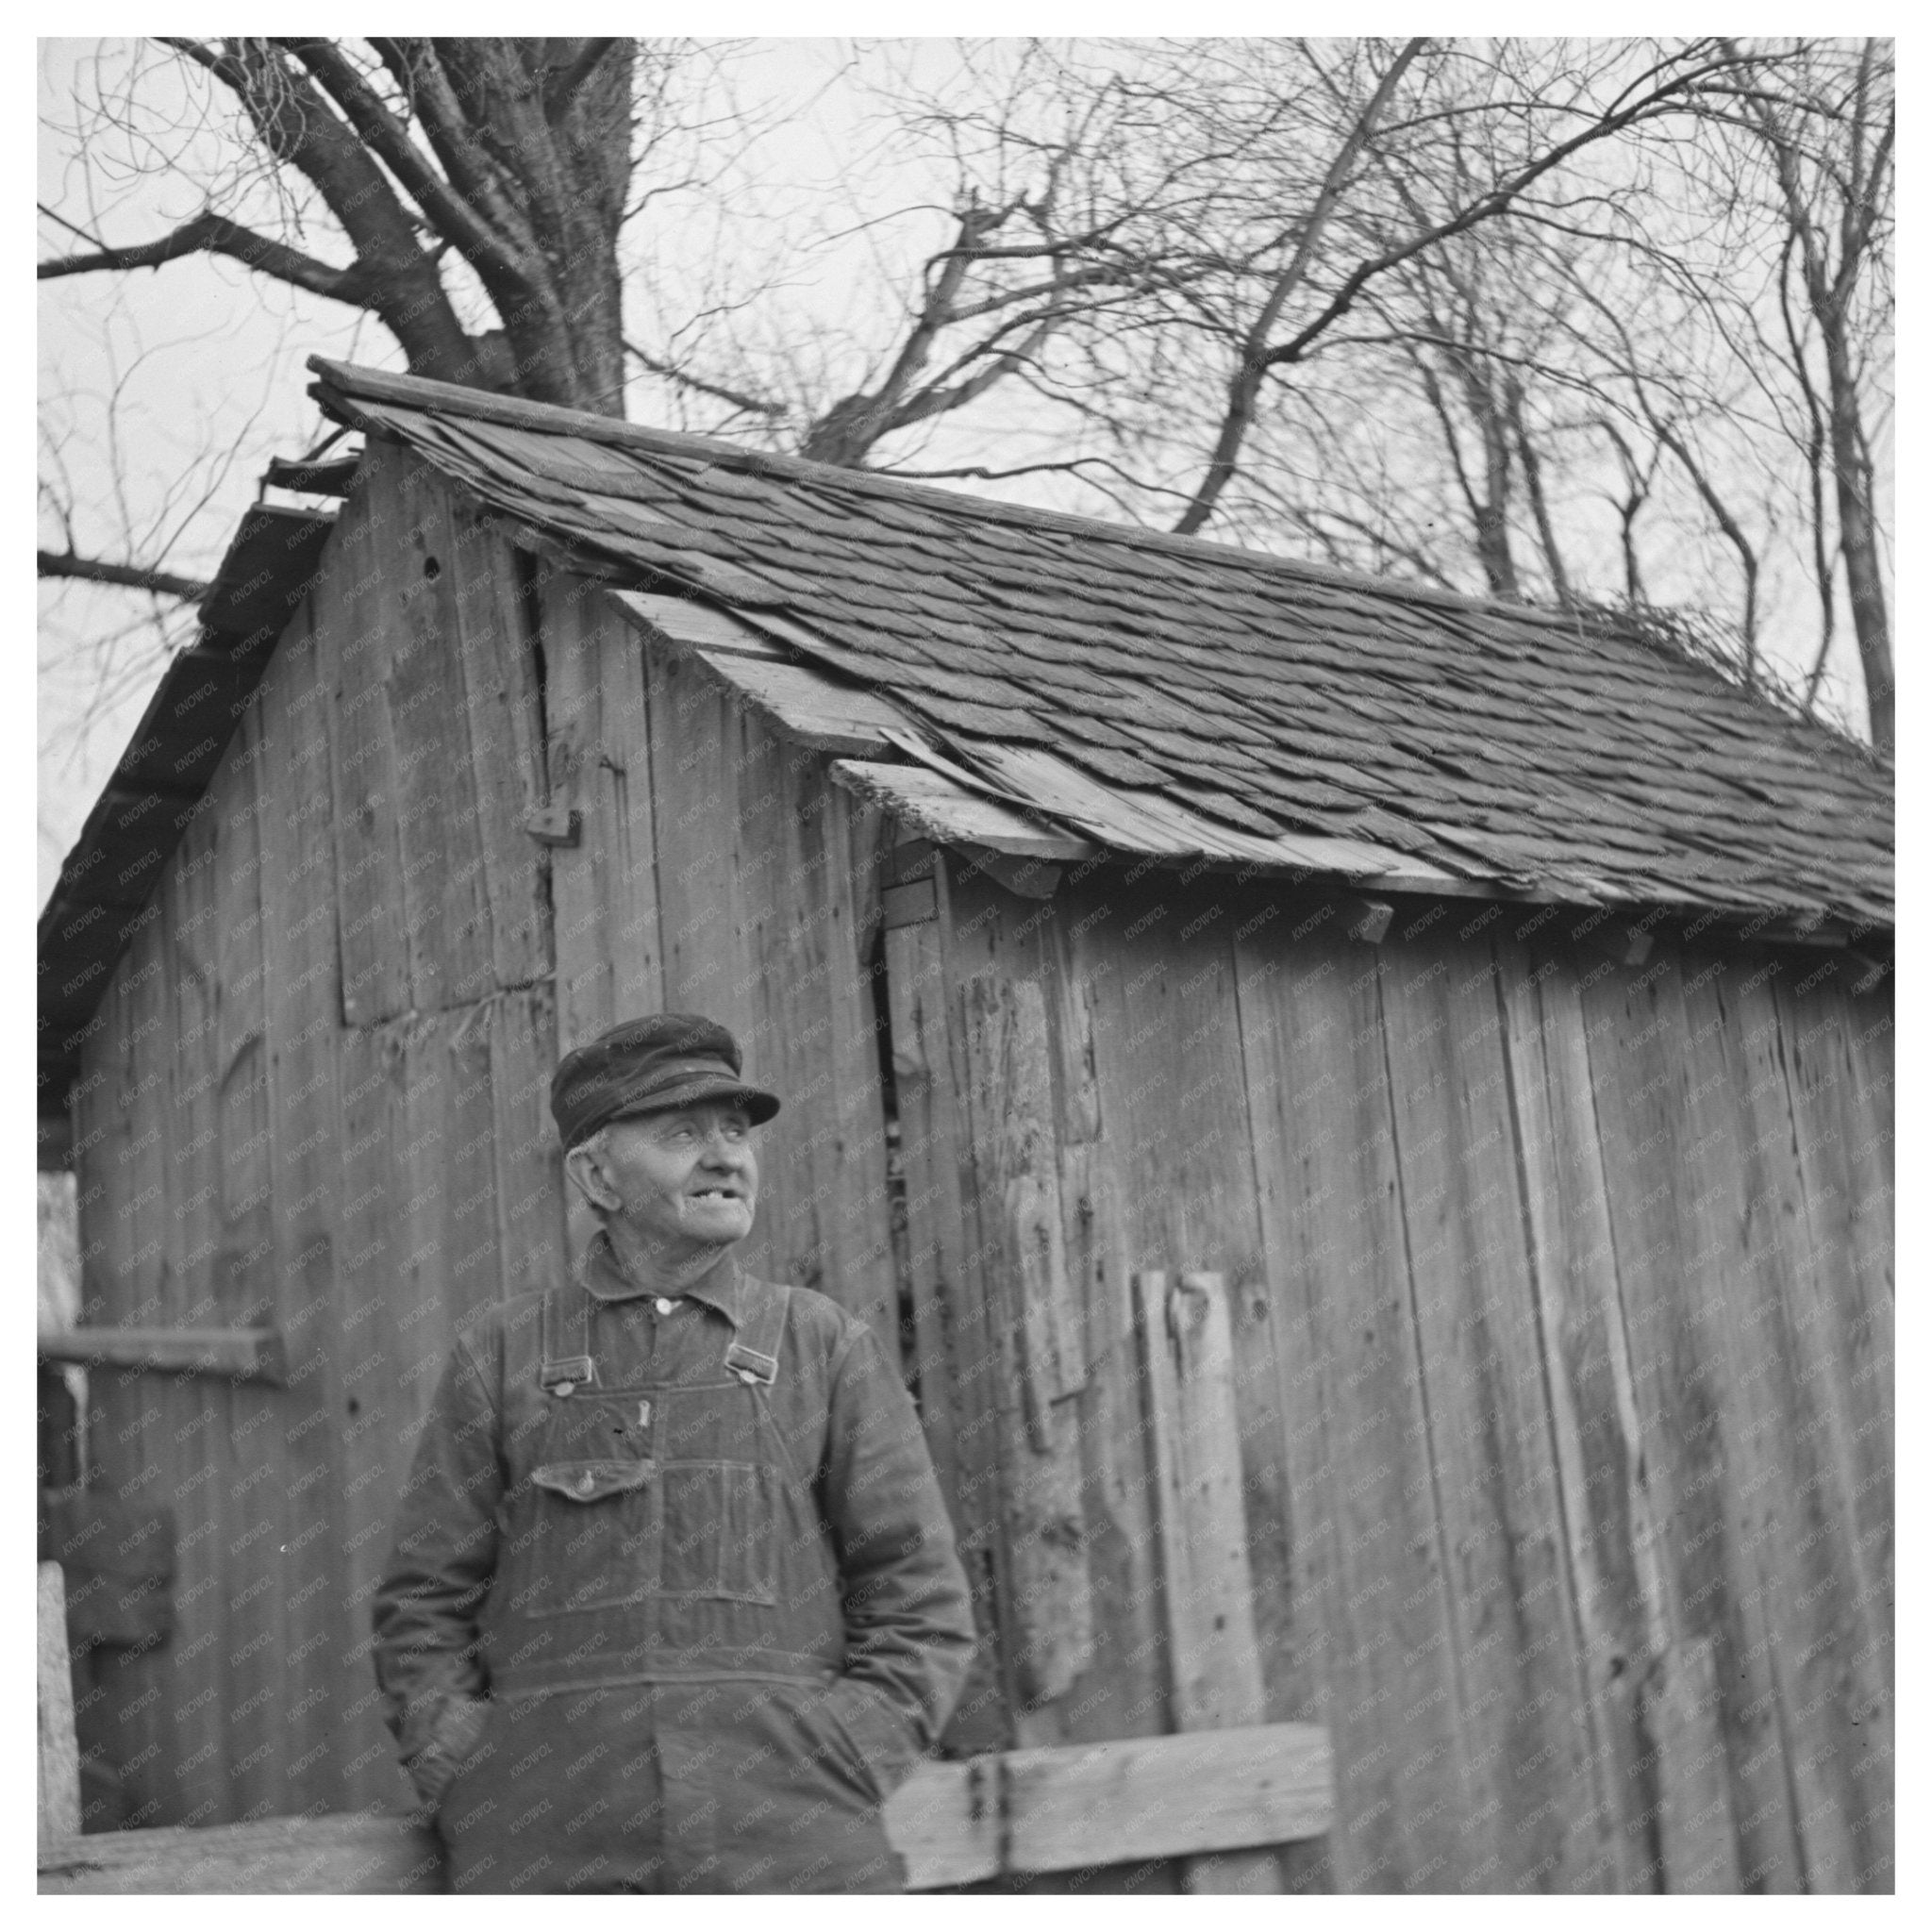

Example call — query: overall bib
[416,1271,928,1893]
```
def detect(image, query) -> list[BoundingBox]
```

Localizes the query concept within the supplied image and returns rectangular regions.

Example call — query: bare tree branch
[38,206,371,305]
[38,550,209,600]
[157,36,480,381]
[1173,37,1424,535]
[625,339,788,419]
[278,38,525,289]
[1717,36,1891,747]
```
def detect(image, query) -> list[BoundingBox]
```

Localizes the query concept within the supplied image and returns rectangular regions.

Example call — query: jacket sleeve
[816,1320,977,1799]
[370,1333,503,1803]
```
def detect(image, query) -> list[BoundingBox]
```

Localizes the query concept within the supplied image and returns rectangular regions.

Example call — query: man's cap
[550,1015,780,1149]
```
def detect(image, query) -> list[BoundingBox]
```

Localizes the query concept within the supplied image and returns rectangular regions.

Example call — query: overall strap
[724,1279,791,1387]
[539,1282,596,1394]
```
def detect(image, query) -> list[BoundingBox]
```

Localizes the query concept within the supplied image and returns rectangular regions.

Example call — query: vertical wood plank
[881,880,1013,1757]
[541,571,624,1057]
[1578,952,1800,1891]
[40,1563,80,1847]
[491,985,568,1304]
[399,1008,503,1410]
[156,793,231,1829]
[585,585,665,1023]
[1374,927,1617,1891]
[1135,1269,1281,1895]
[1657,953,1844,1890]
[381,452,501,1014]
[1494,943,1668,1892]
[118,910,177,1830]
[210,699,283,1824]
[69,962,162,1831]
[1648,1638,1742,1891]
[441,483,550,991]
[1046,1124,1153,1740]
[323,444,410,1026]
[1575,951,1754,1894]
[1768,974,1894,1890]
[881,902,964,1503]
[957,961,1094,1712]
[255,595,354,1820]
[1674,956,1872,1890]
[646,647,750,1031]
[1136,1272,1268,1728]
[936,867,1104,1758]
[1839,991,1894,1315]
[1233,919,1469,1892]
[333,1019,412,1812]
[1081,875,1303,1747]
[736,730,896,1335]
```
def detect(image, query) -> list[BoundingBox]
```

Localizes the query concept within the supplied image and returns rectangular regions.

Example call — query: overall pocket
[657,1380,784,1607]
[516,1390,656,1618]
[659,1460,782,1605]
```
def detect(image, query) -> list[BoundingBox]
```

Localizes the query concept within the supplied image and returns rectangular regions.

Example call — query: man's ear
[564,1141,620,1213]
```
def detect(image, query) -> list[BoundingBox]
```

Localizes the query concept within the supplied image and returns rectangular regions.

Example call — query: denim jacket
[371,1232,975,1846]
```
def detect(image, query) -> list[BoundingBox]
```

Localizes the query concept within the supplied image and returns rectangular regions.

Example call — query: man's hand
[403,1695,492,1815]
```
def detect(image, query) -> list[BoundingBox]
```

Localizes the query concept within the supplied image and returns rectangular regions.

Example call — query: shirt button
[656,1297,675,1315]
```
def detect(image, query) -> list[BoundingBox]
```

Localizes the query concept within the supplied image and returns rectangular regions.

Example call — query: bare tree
[1154,40,1774,535]
[1707,38,1893,750]
[42,38,640,410]
[1049,37,1885,739]
[39,35,1892,780]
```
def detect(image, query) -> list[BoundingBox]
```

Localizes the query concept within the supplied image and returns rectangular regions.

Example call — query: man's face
[590,1101,759,1254]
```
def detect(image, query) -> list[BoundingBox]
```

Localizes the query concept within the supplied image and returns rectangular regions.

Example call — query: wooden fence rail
[40,1539,1330,1891]
[38,1724,1333,1893]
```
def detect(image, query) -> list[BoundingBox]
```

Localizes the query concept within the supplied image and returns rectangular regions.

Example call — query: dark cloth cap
[551,1014,780,1149]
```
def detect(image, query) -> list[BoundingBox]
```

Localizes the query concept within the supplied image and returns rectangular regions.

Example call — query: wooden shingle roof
[310,358,1892,935]
[36,358,1896,1148]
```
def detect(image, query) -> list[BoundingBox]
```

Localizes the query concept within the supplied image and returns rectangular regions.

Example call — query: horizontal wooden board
[41,1723,1333,1893]
[886,1761,1000,1889]
[38,1815,443,1895]
[37,1326,287,1384]
[1003,1724,1333,1875]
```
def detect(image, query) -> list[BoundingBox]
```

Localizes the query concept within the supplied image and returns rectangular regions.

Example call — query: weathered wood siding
[69,445,898,1828]
[898,859,1891,1893]
[71,445,566,1826]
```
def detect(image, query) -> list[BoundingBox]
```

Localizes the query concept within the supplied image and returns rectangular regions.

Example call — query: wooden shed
[37,358,1893,1892]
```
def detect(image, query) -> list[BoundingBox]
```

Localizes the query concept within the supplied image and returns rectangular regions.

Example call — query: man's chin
[683,1203,753,1240]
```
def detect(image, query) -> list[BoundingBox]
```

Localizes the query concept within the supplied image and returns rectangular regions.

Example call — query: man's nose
[698,1127,747,1162]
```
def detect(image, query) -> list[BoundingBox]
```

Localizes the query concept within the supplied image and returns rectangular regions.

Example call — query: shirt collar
[575,1227,744,1329]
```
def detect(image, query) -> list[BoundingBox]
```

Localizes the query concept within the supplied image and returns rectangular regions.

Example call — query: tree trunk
[425,40,634,415]
[1822,330,1891,753]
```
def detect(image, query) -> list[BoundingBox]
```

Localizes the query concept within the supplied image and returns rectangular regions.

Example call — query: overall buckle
[724,1341,777,1388]
[541,1355,596,1396]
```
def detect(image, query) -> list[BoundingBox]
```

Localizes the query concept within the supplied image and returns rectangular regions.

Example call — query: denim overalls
[372,1237,975,1893]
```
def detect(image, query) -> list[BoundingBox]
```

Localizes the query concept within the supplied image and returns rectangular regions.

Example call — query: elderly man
[371,1014,975,1893]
